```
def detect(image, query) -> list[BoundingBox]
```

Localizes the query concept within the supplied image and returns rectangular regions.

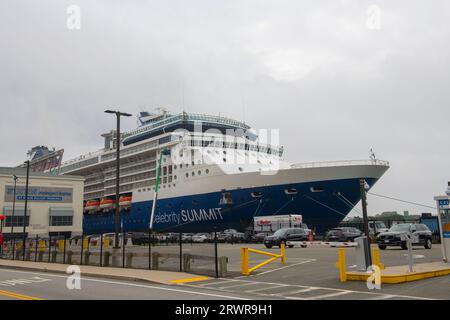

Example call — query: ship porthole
[284,188,298,195]
[251,192,262,198]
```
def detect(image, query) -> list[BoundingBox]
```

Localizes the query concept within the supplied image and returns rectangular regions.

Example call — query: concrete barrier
[104,251,111,267]
[67,250,73,264]
[51,251,57,263]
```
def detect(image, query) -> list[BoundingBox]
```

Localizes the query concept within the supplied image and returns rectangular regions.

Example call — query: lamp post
[22,161,30,260]
[359,178,372,267]
[11,175,18,259]
[105,110,132,249]
[0,215,4,257]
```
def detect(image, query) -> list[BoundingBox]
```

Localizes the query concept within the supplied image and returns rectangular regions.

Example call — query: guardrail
[241,244,286,276]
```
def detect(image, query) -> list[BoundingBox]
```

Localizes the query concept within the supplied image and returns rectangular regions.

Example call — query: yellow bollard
[280,243,286,264]
[103,236,110,248]
[38,240,46,252]
[372,248,385,270]
[335,248,347,282]
[241,247,249,276]
[83,238,89,249]
[57,240,65,251]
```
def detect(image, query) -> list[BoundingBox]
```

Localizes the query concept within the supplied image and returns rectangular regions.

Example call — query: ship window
[180,164,183,169]
[198,170,201,175]
[192,171,195,176]
[174,165,177,170]
[310,186,324,193]
[285,188,298,195]
[206,169,210,174]
[174,175,177,180]
[185,173,189,178]
[223,158,227,162]
[238,167,243,172]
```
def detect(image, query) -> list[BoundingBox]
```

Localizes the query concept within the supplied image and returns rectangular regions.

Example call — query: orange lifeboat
[99,198,115,211]
[84,200,100,212]
[119,195,132,207]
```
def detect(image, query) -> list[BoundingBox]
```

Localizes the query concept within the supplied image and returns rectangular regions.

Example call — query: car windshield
[389,224,411,232]
[375,222,387,229]
[273,229,288,237]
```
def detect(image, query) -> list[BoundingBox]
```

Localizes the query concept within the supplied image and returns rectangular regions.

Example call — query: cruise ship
[58,108,389,234]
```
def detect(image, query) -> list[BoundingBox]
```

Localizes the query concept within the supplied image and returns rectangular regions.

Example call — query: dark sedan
[264,228,308,248]
[325,227,362,242]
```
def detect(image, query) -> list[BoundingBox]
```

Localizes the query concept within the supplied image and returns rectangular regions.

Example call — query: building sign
[439,199,449,208]
[4,186,73,203]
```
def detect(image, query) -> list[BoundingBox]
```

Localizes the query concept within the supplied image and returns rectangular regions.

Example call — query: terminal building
[0,167,84,239]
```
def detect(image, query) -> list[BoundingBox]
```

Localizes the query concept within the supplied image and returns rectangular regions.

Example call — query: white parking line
[274,287,317,296]
[182,278,435,300]
[198,279,238,287]
[245,284,288,293]
[254,259,316,276]
[219,282,263,290]
[0,268,249,300]
[305,291,352,300]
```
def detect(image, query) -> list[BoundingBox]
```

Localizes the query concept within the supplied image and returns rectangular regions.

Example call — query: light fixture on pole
[104,110,132,249]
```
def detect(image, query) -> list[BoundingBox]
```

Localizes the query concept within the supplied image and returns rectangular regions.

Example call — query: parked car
[264,228,308,248]
[130,232,152,245]
[377,223,433,250]
[369,221,389,236]
[191,233,210,243]
[251,232,270,243]
[181,233,195,242]
[157,233,179,242]
[325,227,363,242]
[222,229,245,242]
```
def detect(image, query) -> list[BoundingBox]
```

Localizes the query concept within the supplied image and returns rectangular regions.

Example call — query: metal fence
[0,232,229,278]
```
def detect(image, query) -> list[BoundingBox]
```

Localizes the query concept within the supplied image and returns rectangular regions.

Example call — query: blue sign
[439,199,449,207]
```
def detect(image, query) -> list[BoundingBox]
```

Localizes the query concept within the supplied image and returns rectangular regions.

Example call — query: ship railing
[124,112,250,139]
[61,150,104,166]
[291,159,389,169]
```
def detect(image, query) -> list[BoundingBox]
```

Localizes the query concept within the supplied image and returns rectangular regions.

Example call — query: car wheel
[288,245,294,248]
[424,238,432,249]
[378,244,386,250]
[265,245,272,249]
[401,243,408,250]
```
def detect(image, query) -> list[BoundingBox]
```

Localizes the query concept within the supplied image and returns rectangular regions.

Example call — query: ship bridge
[122,111,253,146]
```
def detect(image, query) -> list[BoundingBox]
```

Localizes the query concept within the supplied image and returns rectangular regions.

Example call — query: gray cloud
[1,0,449,217]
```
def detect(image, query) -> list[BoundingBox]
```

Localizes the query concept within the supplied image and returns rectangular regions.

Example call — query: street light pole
[11,175,18,259]
[359,178,372,267]
[105,110,132,249]
[22,161,30,260]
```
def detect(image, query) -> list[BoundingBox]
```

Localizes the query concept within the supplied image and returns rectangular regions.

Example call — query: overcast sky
[1,0,449,217]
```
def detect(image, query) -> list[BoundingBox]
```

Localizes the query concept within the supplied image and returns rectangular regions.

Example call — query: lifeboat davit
[99,198,115,211]
[84,200,100,212]
[119,195,132,207]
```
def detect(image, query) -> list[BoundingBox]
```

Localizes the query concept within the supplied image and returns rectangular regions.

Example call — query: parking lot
[180,243,449,300]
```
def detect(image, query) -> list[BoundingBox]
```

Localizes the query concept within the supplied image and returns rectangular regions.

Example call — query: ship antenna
[369,148,376,160]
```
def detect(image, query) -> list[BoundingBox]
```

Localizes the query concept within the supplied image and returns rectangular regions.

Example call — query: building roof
[0,167,84,181]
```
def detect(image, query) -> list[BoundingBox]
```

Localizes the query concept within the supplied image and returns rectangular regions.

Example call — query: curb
[0,263,177,286]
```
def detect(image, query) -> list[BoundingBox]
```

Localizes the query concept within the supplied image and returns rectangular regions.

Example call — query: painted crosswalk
[177,278,433,300]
